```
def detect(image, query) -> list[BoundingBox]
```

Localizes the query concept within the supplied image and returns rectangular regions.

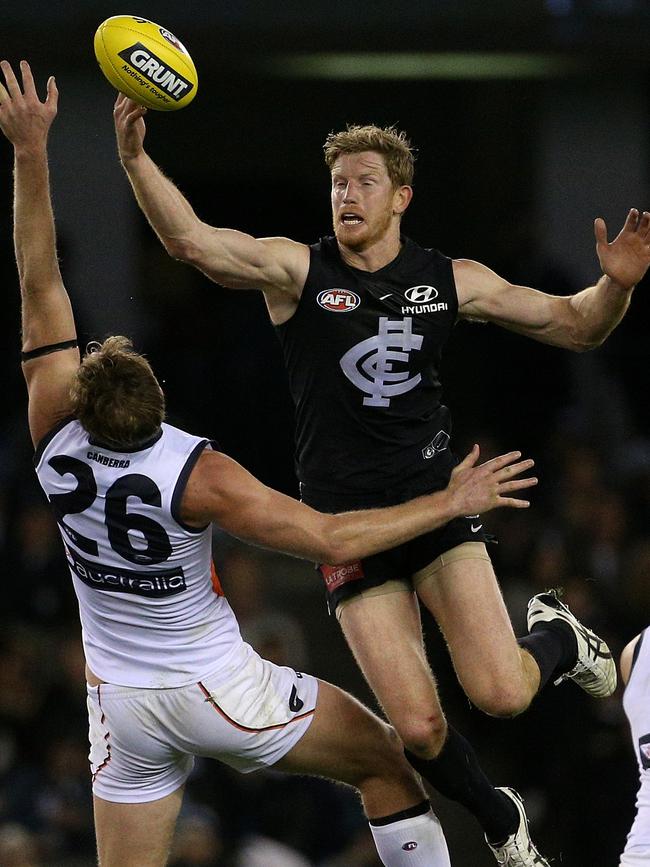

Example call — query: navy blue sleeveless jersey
[275,235,459,497]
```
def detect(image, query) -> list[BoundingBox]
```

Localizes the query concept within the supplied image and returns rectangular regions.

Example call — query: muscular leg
[415,544,541,717]
[275,678,450,866]
[334,588,519,844]
[275,678,425,817]
[94,785,184,867]
[337,587,446,758]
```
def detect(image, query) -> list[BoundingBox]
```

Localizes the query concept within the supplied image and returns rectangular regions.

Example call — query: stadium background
[1,1,649,864]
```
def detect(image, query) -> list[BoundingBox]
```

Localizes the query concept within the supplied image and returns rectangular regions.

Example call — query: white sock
[369,807,451,866]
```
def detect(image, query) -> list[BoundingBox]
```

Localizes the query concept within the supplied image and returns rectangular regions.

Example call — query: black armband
[21,339,79,362]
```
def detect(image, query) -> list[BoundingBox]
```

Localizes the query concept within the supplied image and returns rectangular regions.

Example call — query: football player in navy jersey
[2,60,548,867]
[114,92,650,865]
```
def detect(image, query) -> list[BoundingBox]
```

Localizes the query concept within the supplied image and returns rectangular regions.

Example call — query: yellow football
[94,15,198,111]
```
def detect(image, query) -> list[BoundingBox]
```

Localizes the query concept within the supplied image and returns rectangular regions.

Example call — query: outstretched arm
[0,60,79,447]
[455,209,650,351]
[181,445,537,565]
[113,95,309,312]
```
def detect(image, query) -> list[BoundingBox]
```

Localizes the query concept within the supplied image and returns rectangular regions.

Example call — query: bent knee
[470,684,531,718]
[396,715,448,758]
[351,724,421,788]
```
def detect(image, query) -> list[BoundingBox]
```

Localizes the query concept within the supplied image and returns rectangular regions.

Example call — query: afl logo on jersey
[317,288,360,312]
[404,285,438,303]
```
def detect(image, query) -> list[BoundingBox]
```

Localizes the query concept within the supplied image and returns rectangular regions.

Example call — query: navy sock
[519,620,578,690]
[404,727,518,844]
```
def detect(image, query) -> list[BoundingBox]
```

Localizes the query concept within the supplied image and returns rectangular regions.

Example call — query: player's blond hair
[70,336,165,449]
[323,124,415,187]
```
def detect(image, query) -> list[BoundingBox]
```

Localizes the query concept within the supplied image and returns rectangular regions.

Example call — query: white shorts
[87,642,319,803]
[620,850,650,866]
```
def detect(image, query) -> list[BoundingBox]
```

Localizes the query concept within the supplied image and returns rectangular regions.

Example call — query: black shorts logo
[289,685,304,713]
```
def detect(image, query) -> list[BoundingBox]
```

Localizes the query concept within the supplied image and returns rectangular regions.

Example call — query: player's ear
[393,185,412,216]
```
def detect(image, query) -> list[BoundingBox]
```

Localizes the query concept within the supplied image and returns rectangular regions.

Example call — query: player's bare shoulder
[179,448,243,528]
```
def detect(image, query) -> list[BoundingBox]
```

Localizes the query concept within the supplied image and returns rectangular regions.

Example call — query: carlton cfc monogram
[340,317,423,407]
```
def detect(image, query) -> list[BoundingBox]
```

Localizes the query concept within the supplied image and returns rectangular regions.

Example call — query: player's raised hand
[0,60,58,151]
[447,444,538,517]
[113,92,147,162]
[595,209,650,291]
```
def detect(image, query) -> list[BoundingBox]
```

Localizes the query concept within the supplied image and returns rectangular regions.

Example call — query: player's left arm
[455,209,650,351]
[0,60,80,447]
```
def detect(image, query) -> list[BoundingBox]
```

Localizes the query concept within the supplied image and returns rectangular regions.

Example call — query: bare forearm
[569,274,633,349]
[319,449,534,563]
[193,448,534,565]
[213,486,456,566]
[14,147,62,292]
[120,151,299,290]
[2,63,75,353]
[121,151,199,256]
[321,490,456,565]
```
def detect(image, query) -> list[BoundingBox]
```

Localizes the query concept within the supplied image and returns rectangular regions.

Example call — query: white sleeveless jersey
[622,629,650,860]
[34,418,243,688]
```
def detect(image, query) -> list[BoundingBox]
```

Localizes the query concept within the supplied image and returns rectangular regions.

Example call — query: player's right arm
[113,95,308,318]
[0,60,80,448]
[181,445,537,565]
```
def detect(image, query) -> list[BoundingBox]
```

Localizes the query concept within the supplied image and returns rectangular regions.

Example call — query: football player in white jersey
[0,60,540,867]
[620,632,650,866]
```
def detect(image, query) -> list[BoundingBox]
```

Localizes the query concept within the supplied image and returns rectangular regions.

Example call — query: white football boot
[486,788,550,866]
[527,589,617,698]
